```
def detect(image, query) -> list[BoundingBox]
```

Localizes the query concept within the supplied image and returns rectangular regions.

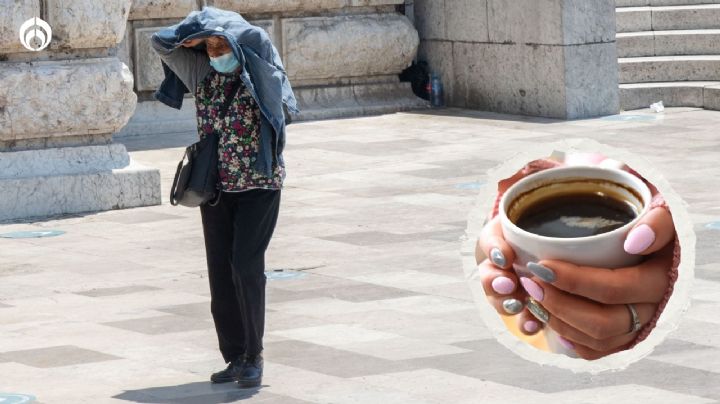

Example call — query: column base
[117,81,430,139]
[0,144,161,222]
[293,81,430,122]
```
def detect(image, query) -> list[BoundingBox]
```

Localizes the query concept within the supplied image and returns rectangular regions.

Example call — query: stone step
[617,7,653,32]
[619,55,720,83]
[118,82,430,137]
[706,85,720,109]
[617,0,720,7]
[617,29,720,57]
[617,4,720,33]
[620,81,720,110]
[293,82,429,121]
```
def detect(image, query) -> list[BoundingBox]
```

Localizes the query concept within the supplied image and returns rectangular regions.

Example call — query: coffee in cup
[507,179,643,239]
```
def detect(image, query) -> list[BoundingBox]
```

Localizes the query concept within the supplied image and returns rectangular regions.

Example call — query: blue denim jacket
[150,6,298,176]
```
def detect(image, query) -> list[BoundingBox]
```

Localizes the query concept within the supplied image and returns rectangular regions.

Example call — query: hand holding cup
[476,162,677,360]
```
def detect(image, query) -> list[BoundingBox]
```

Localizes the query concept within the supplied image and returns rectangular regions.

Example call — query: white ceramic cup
[498,166,652,356]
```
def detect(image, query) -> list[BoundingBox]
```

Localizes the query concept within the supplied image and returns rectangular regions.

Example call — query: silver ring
[527,297,549,324]
[627,304,642,334]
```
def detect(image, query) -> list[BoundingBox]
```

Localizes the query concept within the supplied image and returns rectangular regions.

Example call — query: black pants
[200,189,281,362]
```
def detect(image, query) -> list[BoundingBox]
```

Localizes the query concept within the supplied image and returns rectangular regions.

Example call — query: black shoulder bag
[170,79,241,207]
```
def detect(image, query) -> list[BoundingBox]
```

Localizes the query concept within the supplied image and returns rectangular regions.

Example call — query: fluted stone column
[0,0,161,222]
[116,0,426,137]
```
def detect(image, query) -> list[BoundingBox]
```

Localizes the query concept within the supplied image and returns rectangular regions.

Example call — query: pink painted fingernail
[520,277,544,302]
[491,276,516,295]
[624,224,655,254]
[557,336,575,350]
[523,320,539,333]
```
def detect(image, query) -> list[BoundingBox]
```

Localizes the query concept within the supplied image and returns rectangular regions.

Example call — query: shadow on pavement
[113,382,262,403]
[402,107,565,124]
[114,130,198,153]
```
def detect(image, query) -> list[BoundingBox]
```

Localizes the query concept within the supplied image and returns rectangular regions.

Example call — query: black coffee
[515,192,637,238]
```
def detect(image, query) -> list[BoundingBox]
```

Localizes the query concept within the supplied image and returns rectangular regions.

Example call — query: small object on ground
[430,73,444,108]
[650,101,665,113]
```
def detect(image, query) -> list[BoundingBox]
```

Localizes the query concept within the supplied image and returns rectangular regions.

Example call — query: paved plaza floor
[1,107,719,403]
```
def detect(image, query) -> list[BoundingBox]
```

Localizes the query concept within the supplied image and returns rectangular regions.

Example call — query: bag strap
[204,76,243,198]
[169,149,189,206]
[218,78,243,122]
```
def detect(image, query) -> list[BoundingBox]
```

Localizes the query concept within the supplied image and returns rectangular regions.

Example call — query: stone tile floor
[1,107,719,403]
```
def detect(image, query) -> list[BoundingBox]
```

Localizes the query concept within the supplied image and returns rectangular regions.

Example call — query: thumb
[624,206,674,255]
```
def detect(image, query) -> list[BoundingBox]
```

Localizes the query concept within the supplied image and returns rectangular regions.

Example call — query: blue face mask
[209,52,240,73]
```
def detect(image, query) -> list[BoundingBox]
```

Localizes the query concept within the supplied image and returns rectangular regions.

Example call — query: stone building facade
[0,0,623,221]
[413,0,620,120]
[117,0,426,137]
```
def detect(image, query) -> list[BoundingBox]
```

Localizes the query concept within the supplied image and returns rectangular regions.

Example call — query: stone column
[0,1,161,222]
[415,0,620,119]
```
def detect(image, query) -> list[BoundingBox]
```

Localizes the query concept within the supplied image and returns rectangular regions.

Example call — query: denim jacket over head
[150,6,299,177]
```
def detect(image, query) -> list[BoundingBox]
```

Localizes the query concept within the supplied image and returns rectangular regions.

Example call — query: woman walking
[150,7,297,388]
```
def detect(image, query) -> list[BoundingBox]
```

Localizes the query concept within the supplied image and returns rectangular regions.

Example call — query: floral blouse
[195,68,285,192]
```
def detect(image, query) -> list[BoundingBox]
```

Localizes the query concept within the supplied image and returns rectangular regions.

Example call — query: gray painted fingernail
[490,248,506,267]
[527,262,556,283]
[502,298,523,315]
[526,297,549,324]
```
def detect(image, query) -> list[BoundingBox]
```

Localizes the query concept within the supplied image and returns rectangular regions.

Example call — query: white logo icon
[19,17,52,51]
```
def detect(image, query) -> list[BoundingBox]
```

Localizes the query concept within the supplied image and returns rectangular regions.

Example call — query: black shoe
[237,353,263,388]
[211,357,244,383]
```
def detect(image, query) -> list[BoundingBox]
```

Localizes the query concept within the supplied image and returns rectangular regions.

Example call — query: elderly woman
[150,7,297,388]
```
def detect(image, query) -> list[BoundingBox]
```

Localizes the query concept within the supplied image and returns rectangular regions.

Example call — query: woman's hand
[476,217,545,336]
[182,38,205,48]
[521,205,675,360]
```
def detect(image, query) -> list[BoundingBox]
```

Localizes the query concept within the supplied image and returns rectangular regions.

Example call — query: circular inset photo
[461,141,694,373]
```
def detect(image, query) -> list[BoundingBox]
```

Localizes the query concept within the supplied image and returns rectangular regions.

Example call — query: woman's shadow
[113,382,263,403]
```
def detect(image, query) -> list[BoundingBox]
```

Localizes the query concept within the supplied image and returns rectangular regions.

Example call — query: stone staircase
[616,0,720,110]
